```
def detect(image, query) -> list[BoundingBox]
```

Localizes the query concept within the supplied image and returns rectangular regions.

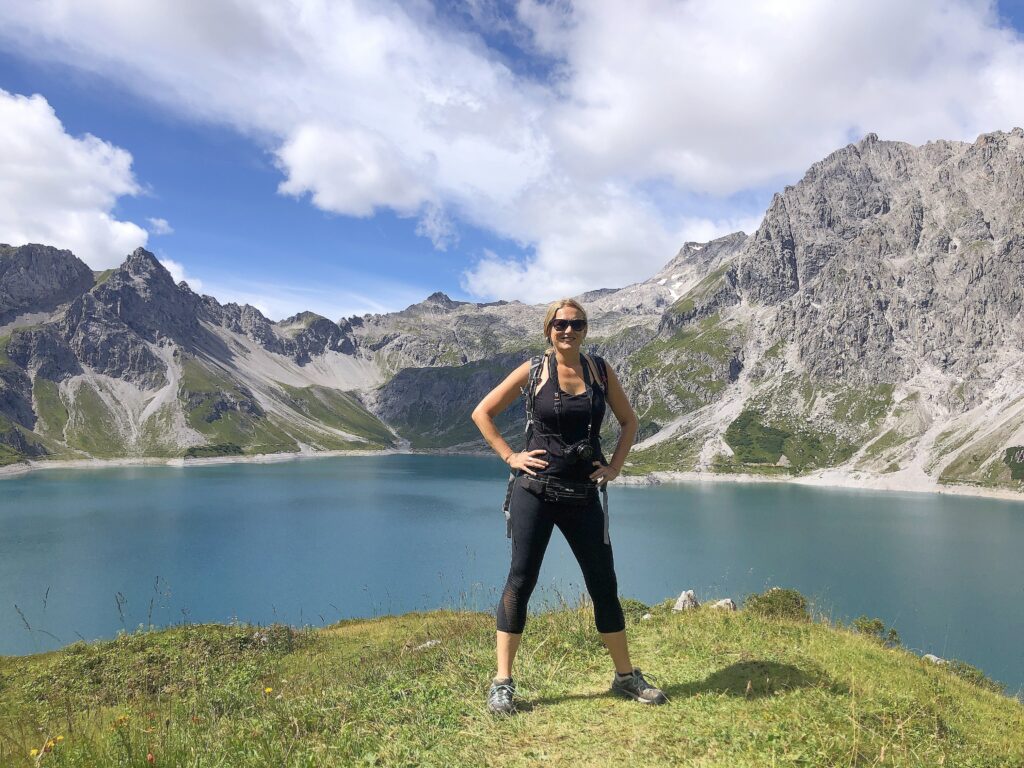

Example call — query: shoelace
[628,670,652,691]
[491,683,514,703]
[631,669,668,700]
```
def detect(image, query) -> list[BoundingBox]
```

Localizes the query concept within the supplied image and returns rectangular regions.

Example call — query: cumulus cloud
[0,88,147,268]
[147,217,174,235]
[2,1,1022,299]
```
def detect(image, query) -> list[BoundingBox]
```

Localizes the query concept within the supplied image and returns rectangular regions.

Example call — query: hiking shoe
[611,668,667,705]
[487,677,516,714]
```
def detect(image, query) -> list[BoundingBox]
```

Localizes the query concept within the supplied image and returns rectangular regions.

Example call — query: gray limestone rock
[0,244,94,325]
[673,590,700,611]
[6,326,81,381]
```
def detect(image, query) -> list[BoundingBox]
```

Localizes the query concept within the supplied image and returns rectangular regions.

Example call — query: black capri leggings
[496,481,625,634]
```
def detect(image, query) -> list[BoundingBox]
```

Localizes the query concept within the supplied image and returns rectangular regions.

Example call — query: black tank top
[526,355,607,482]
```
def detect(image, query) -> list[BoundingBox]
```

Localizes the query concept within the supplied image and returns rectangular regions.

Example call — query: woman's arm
[590,363,639,486]
[471,360,549,475]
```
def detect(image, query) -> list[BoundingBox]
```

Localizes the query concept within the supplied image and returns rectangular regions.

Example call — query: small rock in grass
[641,613,653,620]
[709,599,737,611]
[923,653,947,665]
[673,590,700,611]
[413,639,441,651]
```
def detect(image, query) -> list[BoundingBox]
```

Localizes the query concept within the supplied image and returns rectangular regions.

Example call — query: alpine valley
[2,130,1024,495]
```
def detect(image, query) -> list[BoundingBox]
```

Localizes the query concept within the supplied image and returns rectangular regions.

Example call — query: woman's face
[548,306,587,353]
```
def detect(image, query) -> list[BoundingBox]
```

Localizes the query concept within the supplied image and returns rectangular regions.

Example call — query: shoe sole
[611,686,667,705]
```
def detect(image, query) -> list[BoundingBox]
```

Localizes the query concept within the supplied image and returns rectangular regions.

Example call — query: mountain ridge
[2,129,1023,495]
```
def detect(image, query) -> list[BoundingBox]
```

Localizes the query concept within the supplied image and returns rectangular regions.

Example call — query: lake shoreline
[616,468,1024,504]
[2,448,1023,504]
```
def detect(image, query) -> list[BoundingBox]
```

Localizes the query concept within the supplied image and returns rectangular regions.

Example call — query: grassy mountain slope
[1,597,1021,767]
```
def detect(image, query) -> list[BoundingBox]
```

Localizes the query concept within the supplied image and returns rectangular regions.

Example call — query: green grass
[723,410,792,465]
[92,269,115,287]
[721,378,896,473]
[0,440,23,466]
[32,378,69,440]
[623,435,703,474]
[1,596,1021,767]
[762,339,785,359]
[831,384,894,427]
[275,382,395,447]
[179,359,299,455]
[862,428,912,461]
[1004,447,1024,481]
[184,443,245,458]
[388,358,522,450]
[625,314,741,435]
[668,265,732,317]
[939,413,1024,489]
[63,382,127,458]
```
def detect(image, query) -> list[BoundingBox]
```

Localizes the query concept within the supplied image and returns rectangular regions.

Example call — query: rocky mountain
[2,129,1023,494]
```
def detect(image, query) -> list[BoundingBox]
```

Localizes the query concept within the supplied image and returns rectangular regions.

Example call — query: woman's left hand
[590,460,620,487]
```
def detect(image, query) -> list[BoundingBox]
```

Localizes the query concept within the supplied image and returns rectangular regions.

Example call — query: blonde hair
[542,298,588,345]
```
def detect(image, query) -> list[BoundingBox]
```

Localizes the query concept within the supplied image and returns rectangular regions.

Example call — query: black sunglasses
[551,319,587,332]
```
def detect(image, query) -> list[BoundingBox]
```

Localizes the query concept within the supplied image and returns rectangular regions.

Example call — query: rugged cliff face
[1,130,1022,492]
[0,246,393,462]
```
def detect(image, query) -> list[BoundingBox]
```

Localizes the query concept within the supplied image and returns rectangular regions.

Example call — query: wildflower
[55,736,64,743]
[147,752,156,764]
[264,687,273,694]
[30,748,38,757]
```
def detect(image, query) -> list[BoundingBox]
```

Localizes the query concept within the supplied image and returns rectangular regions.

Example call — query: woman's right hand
[507,449,548,476]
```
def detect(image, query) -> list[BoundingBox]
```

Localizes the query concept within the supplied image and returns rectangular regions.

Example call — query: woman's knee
[594,597,625,634]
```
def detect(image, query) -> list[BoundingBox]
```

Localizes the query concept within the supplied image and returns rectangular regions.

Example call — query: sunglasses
[551,319,587,332]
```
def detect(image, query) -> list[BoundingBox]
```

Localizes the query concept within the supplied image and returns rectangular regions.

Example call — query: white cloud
[0,89,147,268]
[540,0,1024,194]
[147,217,174,235]
[277,123,431,217]
[1,1,1023,299]
[676,214,766,247]
[414,203,459,251]
[158,258,202,292]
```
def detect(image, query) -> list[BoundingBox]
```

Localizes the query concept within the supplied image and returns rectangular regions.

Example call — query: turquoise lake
[1,454,1021,694]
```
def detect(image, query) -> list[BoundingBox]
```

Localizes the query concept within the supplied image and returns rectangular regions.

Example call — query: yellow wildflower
[55,736,64,742]
[264,687,273,694]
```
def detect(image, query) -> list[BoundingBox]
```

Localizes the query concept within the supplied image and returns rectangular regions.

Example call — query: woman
[471,298,666,714]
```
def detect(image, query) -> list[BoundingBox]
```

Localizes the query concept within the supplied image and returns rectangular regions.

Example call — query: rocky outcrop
[291,316,357,363]
[0,244,94,325]
[6,326,81,381]
[0,364,35,430]
[215,302,286,354]
[2,130,1024,492]
[741,130,1024,387]
[673,590,700,611]
[60,293,167,388]
[88,248,205,346]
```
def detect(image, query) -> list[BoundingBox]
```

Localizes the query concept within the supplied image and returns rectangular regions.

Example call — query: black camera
[565,439,595,464]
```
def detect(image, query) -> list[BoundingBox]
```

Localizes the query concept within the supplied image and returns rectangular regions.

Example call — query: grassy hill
[1,594,1021,767]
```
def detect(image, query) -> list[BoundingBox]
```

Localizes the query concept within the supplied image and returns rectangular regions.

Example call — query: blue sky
[1,1,1023,320]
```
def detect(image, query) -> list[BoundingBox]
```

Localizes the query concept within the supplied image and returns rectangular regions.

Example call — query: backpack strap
[583,353,609,394]
[503,352,546,538]
[523,352,546,439]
